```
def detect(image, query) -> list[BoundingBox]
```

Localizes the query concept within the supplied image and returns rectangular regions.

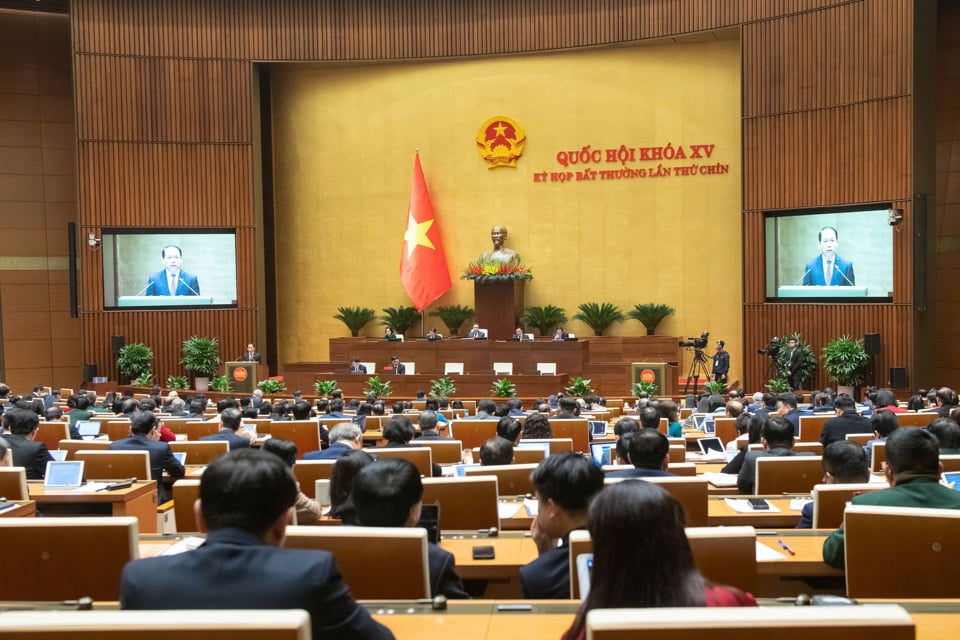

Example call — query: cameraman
[712,340,729,384]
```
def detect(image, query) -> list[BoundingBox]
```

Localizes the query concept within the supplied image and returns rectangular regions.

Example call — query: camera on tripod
[757,336,780,357]
[679,331,709,350]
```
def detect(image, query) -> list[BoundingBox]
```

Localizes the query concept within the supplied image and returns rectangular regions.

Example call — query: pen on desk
[777,538,796,556]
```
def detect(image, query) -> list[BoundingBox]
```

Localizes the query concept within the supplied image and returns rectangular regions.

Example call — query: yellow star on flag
[404,212,435,259]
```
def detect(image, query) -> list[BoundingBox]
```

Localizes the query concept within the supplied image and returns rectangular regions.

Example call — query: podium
[474,280,525,341]
[117,295,214,307]
[225,361,265,394]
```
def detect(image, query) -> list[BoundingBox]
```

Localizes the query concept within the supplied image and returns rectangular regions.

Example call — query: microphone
[793,267,812,286]
[177,276,201,296]
[134,280,155,296]
[838,266,856,287]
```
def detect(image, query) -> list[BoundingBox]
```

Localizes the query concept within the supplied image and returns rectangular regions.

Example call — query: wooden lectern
[225,361,265,393]
[474,280,525,341]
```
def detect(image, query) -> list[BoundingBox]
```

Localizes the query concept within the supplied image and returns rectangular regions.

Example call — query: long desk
[28,481,158,533]
[284,373,572,399]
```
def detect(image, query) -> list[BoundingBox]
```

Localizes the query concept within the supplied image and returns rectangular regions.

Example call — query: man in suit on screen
[801,226,855,286]
[145,244,201,296]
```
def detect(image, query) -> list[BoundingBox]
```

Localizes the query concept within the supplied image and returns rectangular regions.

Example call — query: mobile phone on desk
[747,498,770,510]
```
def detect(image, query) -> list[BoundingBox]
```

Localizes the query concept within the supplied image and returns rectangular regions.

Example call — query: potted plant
[257,377,287,394]
[209,375,232,392]
[430,377,457,398]
[491,378,517,398]
[822,335,870,396]
[627,303,675,335]
[333,306,376,337]
[774,332,817,388]
[132,372,155,387]
[313,379,341,397]
[521,305,568,336]
[428,304,474,337]
[572,302,624,336]
[166,375,189,390]
[181,336,221,392]
[378,306,419,336]
[765,378,790,393]
[632,381,658,396]
[116,342,153,383]
[703,380,728,396]
[365,376,392,398]
[565,377,594,397]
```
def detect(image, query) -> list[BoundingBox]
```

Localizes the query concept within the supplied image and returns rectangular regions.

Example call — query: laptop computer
[43,460,85,489]
[49,450,68,462]
[516,441,550,458]
[172,451,187,466]
[453,463,481,477]
[76,420,101,439]
[589,441,616,467]
[697,436,725,456]
[588,420,607,440]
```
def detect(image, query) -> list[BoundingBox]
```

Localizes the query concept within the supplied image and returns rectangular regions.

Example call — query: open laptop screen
[516,441,550,459]
[44,461,85,488]
[589,442,616,467]
[76,421,101,438]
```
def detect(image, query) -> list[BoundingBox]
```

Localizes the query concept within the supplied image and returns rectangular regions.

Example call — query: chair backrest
[169,440,230,465]
[798,414,832,442]
[57,438,110,460]
[172,479,201,532]
[421,475,499,529]
[367,447,432,477]
[159,418,191,434]
[941,454,960,472]
[492,361,513,375]
[0,466,28,500]
[464,463,537,496]
[844,504,960,598]
[668,444,686,463]
[284,525,430,598]
[35,422,70,451]
[414,439,463,464]
[748,441,822,455]
[520,437,574,453]
[668,462,697,476]
[0,517,138,600]
[0,610,311,639]
[444,362,464,375]
[105,419,132,441]
[293,460,338,499]
[845,432,873,445]
[871,441,886,473]
[536,362,557,375]
[605,476,708,526]
[713,417,738,445]
[810,482,882,528]
[897,412,937,427]
[448,419,498,451]
[568,526,757,598]
[401,361,415,374]
[269,420,322,459]
[76,450,151,480]
[185,420,219,441]
[513,446,546,465]
[585,605,913,640]
[549,419,590,453]
[754,455,823,495]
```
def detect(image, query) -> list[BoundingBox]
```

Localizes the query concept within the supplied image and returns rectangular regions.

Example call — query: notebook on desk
[43,461,85,489]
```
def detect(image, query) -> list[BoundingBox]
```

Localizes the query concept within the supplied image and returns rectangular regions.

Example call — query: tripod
[683,349,712,395]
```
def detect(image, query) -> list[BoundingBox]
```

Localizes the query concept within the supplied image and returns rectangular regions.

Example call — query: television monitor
[764,205,894,301]
[101,228,238,310]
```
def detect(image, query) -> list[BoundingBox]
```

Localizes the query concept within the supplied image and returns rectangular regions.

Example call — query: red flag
[401,153,451,311]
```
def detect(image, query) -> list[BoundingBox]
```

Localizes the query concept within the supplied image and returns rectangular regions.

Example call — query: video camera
[757,336,780,357]
[679,331,709,350]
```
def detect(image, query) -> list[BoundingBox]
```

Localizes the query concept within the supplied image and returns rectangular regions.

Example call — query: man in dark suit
[109,410,184,502]
[479,436,514,465]
[120,448,393,639]
[553,397,580,420]
[933,386,958,418]
[801,226,856,286]
[712,340,730,383]
[200,408,250,451]
[144,244,200,296]
[412,411,448,441]
[796,440,869,528]
[3,408,53,479]
[304,423,362,460]
[606,429,675,478]
[520,452,604,599]
[737,416,815,494]
[239,343,262,363]
[349,358,367,374]
[389,355,406,374]
[352,458,469,600]
[784,338,803,390]
[819,394,872,446]
[776,391,804,433]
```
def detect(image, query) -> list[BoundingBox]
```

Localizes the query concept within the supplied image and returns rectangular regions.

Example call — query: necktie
[169,274,177,295]
[825,261,833,285]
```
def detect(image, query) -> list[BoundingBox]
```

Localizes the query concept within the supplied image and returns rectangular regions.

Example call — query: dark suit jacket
[120,527,394,639]
[199,429,251,451]
[796,501,814,528]
[145,269,200,296]
[819,411,873,446]
[391,363,406,374]
[304,441,353,460]
[350,364,367,374]
[427,543,469,599]
[109,434,185,501]
[240,352,262,363]
[7,433,52,479]
[802,254,856,286]
[413,431,449,441]
[519,533,575,599]
[605,467,675,478]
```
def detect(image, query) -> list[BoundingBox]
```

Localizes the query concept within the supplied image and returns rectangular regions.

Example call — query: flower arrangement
[461,257,533,282]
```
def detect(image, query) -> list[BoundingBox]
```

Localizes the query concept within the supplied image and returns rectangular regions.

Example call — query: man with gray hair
[200,407,250,451]
[413,410,448,441]
[304,422,362,460]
